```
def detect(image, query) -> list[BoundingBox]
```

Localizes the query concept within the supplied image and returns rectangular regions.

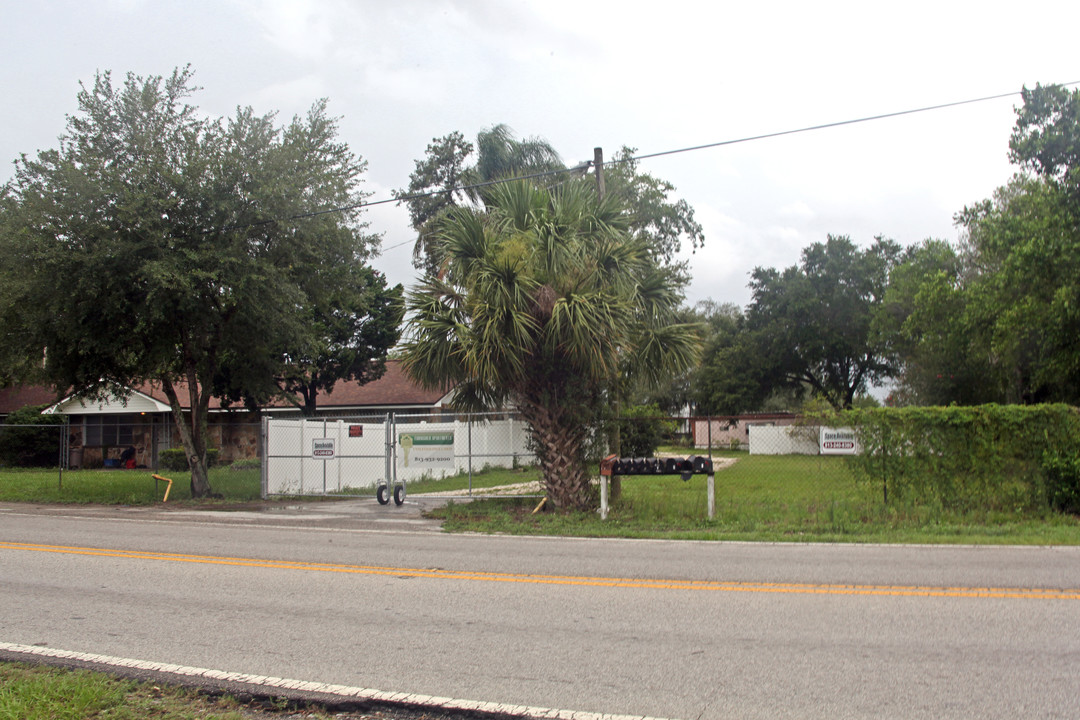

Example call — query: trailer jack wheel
[393,484,406,506]
[376,483,390,505]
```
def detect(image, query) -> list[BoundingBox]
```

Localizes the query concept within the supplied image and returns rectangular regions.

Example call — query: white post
[600,474,609,520]
[707,474,715,519]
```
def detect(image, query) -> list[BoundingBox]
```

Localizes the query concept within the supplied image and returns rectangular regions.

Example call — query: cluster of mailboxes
[600,455,714,481]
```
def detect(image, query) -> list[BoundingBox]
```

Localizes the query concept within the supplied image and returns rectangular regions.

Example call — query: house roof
[10,361,453,416]
[0,385,63,416]
[297,360,452,409]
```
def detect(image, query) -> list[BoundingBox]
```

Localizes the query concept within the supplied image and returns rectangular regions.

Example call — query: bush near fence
[0,406,65,467]
[833,404,1080,513]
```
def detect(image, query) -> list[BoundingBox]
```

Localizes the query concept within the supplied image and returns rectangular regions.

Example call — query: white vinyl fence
[261,412,534,497]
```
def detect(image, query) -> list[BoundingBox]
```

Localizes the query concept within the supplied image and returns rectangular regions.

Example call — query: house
[3,361,453,469]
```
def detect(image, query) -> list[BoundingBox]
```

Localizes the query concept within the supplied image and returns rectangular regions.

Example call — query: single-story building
[2,361,453,469]
[691,413,800,450]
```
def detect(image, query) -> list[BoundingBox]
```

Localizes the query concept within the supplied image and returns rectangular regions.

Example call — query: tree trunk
[522,403,594,510]
[161,376,214,498]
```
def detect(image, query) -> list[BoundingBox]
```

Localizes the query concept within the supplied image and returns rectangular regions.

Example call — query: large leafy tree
[689,301,773,415]
[873,239,990,405]
[746,235,902,410]
[954,176,1080,403]
[274,266,404,416]
[603,147,705,272]
[0,67,384,496]
[400,179,700,510]
[879,84,1080,406]
[1009,83,1080,195]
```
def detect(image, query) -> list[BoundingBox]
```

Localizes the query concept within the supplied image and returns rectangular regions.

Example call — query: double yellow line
[3,540,1078,600]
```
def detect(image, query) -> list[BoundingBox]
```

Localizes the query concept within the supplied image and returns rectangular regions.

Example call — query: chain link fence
[262,411,537,499]
[0,419,261,471]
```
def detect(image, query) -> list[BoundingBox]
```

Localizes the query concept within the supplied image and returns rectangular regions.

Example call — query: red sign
[349,425,363,437]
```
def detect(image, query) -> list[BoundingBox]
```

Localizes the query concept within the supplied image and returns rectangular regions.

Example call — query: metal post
[385,413,393,491]
[322,419,328,494]
[468,416,474,496]
[260,416,269,499]
[392,414,398,490]
[58,419,67,489]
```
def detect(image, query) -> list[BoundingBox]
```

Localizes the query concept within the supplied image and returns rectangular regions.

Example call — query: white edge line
[0,641,677,720]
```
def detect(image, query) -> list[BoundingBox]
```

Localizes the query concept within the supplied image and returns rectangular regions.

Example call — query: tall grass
[0,662,276,719]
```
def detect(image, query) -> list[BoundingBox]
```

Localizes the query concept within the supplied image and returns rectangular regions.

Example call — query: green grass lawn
[0,466,261,504]
[429,452,1080,545]
[2,453,1078,544]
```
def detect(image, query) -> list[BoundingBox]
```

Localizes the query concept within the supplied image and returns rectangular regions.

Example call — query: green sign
[399,431,455,468]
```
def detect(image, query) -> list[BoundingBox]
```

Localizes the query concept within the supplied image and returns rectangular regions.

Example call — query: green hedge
[158,447,220,472]
[617,404,678,457]
[831,404,1080,513]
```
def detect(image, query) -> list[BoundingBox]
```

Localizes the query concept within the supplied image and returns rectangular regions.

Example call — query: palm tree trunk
[522,403,594,510]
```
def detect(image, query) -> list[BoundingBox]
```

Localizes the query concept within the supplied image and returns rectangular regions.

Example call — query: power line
[632,86,1077,162]
[216,82,1080,248]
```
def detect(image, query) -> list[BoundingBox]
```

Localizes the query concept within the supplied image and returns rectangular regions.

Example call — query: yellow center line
[3,540,1078,600]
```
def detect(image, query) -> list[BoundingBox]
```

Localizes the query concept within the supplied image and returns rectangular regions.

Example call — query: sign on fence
[819,427,857,455]
[399,431,454,468]
[312,438,335,458]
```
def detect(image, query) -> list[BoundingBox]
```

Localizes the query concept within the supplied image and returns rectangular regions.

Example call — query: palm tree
[398,125,564,275]
[400,179,700,510]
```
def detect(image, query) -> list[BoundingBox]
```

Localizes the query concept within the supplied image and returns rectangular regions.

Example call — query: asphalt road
[1,500,1079,719]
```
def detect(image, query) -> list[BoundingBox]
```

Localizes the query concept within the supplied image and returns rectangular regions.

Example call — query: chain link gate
[260,411,535,501]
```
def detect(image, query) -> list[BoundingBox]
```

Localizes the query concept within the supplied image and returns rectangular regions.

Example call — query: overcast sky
[3,1,1077,307]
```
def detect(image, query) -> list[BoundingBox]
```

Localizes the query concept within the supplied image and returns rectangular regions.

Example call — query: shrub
[158,447,219,472]
[0,405,64,467]
[833,404,1080,512]
[1041,451,1080,514]
[618,404,677,457]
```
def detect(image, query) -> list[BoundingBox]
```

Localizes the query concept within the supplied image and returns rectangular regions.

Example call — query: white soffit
[46,389,171,415]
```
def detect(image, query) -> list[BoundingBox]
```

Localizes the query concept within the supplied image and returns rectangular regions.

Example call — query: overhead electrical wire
[207,82,1080,247]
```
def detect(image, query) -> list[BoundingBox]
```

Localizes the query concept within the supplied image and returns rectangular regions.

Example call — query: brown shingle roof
[10,360,450,414]
[303,360,450,408]
[0,385,63,416]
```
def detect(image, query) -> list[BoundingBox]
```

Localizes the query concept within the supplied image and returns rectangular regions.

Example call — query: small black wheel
[393,484,406,506]
[376,484,390,505]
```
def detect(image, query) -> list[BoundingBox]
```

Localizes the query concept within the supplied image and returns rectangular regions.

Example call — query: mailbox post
[599,454,716,520]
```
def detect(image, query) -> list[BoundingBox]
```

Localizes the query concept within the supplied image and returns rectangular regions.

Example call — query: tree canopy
[743,235,901,411]
[400,179,700,509]
[0,67,394,495]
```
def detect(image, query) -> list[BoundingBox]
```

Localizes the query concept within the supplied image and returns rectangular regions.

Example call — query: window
[83,415,135,447]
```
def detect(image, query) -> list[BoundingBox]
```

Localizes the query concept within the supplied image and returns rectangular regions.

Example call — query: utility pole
[594,146,621,503]
[593,147,605,199]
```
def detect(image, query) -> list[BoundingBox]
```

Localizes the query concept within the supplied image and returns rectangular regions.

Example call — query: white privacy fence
[261,412,535,498]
